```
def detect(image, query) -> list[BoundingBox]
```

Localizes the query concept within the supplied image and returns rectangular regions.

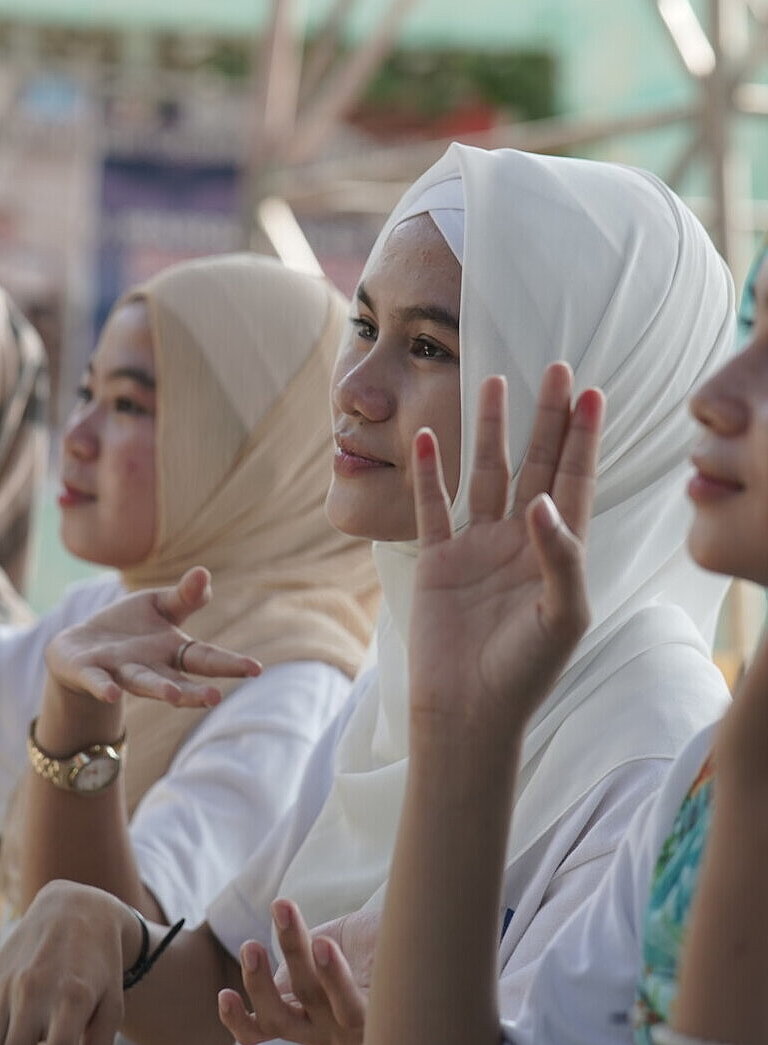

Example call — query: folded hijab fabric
[115,254,380,813]
[276,145,735,941]
[0,291,48,624]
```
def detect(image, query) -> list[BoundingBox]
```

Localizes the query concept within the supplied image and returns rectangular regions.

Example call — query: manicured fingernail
[272,901,292,931]
[313,937,331,967]
[415,428,434,460]
[241,943,259,972]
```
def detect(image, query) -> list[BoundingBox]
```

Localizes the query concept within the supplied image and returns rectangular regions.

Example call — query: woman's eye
[75,385,92,404]
[412,339,450,360]
[114,396,148,416]
[350,317,377,341]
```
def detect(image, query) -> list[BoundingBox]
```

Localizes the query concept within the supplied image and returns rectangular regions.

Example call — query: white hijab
[277,144,735,938]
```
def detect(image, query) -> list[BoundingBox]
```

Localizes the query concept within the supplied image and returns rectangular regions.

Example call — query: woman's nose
[332,348,396,423]
[689,364,749,436]
[62,407,99,461]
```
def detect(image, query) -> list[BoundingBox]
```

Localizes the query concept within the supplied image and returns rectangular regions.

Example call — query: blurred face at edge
[688,327,768,586]
[58,300,157,569]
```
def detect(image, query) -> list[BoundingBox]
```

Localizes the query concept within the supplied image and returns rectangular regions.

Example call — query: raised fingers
[272,900,328,1014]
[510,362,573,520]
[412,428,452,548]
[311,936,367,1031]
[469,375,511,525]
[219,941,296,1044]
[550,388,604,541]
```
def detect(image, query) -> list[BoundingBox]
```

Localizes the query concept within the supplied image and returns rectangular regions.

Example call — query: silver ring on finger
[175,638,196,674]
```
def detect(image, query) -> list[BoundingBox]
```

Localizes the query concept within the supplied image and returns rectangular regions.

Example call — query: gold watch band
[27,716,127,791]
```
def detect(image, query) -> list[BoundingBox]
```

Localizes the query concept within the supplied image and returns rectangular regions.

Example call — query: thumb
[155,566,212,625]
[526,494,590,641]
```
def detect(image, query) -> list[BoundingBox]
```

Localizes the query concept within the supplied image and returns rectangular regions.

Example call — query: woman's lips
[333,447,393,478]
[687,469,744,504]
[57,483,96,508]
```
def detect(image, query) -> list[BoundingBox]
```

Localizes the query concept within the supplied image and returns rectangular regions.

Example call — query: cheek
[107,433,155,501]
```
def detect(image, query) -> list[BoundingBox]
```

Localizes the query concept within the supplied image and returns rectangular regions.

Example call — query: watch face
[70,753,121,793]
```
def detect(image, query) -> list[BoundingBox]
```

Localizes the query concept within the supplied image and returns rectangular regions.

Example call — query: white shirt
[208,685,674,982]
[0,574,353,925]
[502,724,716,1045]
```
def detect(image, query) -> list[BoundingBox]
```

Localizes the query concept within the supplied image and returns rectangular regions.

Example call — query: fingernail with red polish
[415,428,434,460]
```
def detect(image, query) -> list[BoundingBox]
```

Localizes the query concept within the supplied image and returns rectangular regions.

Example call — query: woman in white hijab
[0,145,736,1045]
[214,142,736,1035]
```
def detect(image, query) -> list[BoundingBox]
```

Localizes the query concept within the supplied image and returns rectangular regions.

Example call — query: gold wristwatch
[27,717,126,795]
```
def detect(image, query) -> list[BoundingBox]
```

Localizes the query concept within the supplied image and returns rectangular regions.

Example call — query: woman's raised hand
[409,363,604,750]
[44,566,261,708]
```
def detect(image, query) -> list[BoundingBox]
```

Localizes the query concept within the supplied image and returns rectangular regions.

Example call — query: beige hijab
[0,254,378,916]
[0,290,47,623]
[117,253,379,812]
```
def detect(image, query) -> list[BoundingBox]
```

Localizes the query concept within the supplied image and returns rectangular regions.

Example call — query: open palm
[409,364,604,743]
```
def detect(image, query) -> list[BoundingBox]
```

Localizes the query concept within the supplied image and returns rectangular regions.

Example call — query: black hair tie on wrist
[122,905,185,990]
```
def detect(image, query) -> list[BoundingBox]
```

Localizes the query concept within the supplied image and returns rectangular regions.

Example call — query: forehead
[92,300,155,374]
[362,215,462,313]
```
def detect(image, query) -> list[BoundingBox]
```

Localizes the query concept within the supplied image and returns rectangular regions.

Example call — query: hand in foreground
[0,880,137,1045]
[409,365,604,748]
[45,566,261,709]
[218,899,366,1045]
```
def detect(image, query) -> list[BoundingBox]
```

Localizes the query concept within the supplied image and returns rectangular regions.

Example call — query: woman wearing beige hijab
[0,289,47,625]
[0,253,378,927]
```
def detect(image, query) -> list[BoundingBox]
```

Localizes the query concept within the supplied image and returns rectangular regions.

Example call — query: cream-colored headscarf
[0,290,47,624]
[0,255,379,915]
[113,253,379,812]
[275,145,735,942]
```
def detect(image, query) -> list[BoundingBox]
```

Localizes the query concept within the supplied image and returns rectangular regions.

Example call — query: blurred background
[2,0,765,678]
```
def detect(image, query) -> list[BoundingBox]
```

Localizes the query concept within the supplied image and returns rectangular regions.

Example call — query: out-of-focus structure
[0,0,764,667]
[0,1,766,415]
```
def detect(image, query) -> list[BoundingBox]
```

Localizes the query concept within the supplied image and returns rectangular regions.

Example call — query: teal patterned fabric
[738,238,768,347]
[632,754,715,1043]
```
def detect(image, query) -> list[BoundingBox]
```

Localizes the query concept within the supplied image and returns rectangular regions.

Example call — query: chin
[60,524,97,565]
[687,525,768,586]
[324,497,414,542]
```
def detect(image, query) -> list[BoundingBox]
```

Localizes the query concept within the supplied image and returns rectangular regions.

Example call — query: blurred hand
[45,566,261,709]
[218,900,367,1045]
[0,880,138,1045]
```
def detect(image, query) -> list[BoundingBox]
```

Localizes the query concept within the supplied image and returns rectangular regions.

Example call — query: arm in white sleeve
[131,660,352,926]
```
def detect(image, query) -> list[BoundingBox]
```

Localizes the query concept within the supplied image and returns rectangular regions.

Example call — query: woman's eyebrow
[105,367,156,389]
[396,303,459,331]
[356,282,459,332]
